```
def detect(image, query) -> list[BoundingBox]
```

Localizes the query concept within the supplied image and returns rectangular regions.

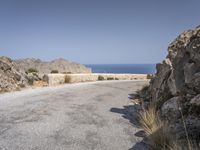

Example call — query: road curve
[0,80,148,150]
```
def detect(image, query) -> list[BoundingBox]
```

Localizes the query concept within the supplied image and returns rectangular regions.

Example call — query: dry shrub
[26,68,38,74]
[139,104,161,135]
[51,70,59,73]
[139,104,172,149]
[147,74,153,79]
[107,77,114,80]
[65,75,72,83]
[139,104,199,150]
[98,75,104,80]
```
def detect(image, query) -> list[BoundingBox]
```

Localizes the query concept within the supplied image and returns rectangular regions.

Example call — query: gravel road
[0,80,148,150]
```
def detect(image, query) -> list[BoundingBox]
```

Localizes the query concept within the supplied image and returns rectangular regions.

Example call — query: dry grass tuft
[139,103,199,150]
[65,75,72,83]
[139,104,174,149]
[139,104,161,135]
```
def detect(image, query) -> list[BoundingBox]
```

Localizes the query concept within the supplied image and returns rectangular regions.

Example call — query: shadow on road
[110,93,150,150]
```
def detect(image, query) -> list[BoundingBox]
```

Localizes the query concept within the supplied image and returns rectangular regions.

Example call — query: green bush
[65,75,72,83]
[51,70,59,74]
[26,68,38,74]
[115,77,119,80]
[98,75,104,80]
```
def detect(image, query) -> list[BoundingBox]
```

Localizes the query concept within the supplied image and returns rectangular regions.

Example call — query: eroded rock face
[147,26,200,140]
[190,94,200,105]
[161,97,180,121]
[0,56,28,92]
[150,26,200,102]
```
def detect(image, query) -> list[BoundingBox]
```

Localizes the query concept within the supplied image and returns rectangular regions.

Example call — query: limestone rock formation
[0,56,91,93]
[146,25,200,140]
[14,58,91,74]
[0,56,28,93]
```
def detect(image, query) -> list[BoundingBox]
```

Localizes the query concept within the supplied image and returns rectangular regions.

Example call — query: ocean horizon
[86,64,156,74]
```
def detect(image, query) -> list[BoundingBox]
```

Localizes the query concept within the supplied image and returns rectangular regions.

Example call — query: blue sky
[0,0,200,64]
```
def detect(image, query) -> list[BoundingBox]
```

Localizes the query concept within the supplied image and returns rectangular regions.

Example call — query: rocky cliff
[146,26,200,141]
[14,58,91,74]
[0,57,28,93]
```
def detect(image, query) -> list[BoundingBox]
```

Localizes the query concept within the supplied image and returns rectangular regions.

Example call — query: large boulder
[161,97,180,121]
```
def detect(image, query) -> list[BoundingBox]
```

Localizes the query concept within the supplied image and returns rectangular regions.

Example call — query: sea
[85,64,156,74]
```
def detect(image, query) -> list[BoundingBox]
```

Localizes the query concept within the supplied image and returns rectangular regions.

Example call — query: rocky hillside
[14,58,91,74]
[145,26,200,141]
[0,57,28,93]
[0,57,91,93]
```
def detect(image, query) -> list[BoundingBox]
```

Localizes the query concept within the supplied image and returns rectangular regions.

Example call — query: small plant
[98,75,104,80]
[107,77,114,80]
[139,104,161,135]
[147,74,153,79]
[115,77,119,80]
[65,75,72,83]
[139,102,200,150]
[62,72,72,74]
[139,104,176,149]
[51,70,59,74]
[26,68,38,74]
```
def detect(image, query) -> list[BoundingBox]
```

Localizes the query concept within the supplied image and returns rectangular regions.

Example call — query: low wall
[45,73,147,86]
[44,74,66,86]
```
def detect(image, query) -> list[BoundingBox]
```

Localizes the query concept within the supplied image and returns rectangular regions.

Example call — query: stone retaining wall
[44,73,147,86]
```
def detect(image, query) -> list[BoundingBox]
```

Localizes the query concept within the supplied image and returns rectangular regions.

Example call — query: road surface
[0,80,148,150]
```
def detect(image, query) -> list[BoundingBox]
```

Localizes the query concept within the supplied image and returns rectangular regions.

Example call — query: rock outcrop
[146,26,200,141]
[0,56,28,93]
[14,58,91,74]
[0,57,91,93]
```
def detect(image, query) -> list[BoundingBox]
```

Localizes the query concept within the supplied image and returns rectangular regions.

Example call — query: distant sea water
[86,64,156,74]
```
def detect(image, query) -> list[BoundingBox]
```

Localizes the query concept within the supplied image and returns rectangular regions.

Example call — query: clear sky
[0,0,200,64]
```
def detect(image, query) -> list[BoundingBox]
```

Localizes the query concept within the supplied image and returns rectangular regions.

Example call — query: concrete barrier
[45,73,147,86]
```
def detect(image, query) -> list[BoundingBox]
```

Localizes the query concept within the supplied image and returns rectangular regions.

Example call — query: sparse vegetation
[147,74,153,79]
[62,72,72,74]
[98,75,104,80]
[26,68,38,74]
[115,77,119,80]
[139,104,173,149]
[139,103,200,150]
[65,75,72,83]
[51,70,59,74]
[107,77,114,80]
[141,84,149,92]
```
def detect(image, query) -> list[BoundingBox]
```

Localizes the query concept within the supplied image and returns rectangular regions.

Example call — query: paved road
[0,80,148,150]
